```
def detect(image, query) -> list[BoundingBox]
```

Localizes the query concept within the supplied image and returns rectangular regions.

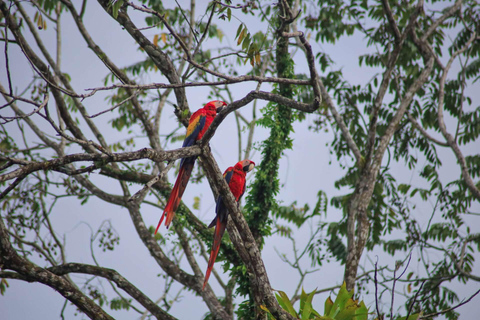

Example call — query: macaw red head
[237,159,255,173]
[204,100,227,114]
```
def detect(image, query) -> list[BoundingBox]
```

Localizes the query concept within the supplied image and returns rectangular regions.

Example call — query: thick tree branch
[200,150,296,320]
[124,201,231,319]
[407,112,449,147]
[200,90,316,145]
[96,0,190,118]
[345,28,435,290]
[0,146,201,184]
[0,217,114,320]
[436,32,480,200]
[365,0,424,166]
[46,263,176,320]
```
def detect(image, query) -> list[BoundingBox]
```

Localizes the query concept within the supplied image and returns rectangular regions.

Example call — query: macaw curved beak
[214,101,227,114]
[243,161,255,172]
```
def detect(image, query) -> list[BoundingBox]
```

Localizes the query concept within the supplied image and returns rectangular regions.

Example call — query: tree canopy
[1,0,479,319]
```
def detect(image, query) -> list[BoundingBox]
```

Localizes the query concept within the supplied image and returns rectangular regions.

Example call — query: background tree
[1,0,479,319]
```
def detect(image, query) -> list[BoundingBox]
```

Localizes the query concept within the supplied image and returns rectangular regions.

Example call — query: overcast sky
[1,1,479,319]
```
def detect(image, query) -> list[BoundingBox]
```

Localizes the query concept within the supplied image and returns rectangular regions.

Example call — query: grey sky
[1,1,479,319]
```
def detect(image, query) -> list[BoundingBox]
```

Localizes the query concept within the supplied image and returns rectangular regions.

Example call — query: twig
[88,90,140,118]
[406,112,448,147]
[375,258,381,319]
[128,161,175,203]
[406,280,426,320]
[0,91,49,124]
[391,254,412,320]
[435,30,480,200]
[3,2,14,95]
[420,289,480,319]
[84,76,311,96]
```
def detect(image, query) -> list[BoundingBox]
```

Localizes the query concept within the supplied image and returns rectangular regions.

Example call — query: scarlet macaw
[202,159,255,290]
[155,100,227,233]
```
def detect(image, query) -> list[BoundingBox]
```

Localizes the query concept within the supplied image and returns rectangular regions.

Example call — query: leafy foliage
[1,0,479,319]
[263,283,422,320]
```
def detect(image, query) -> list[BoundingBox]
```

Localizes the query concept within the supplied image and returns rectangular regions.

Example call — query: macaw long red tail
[202,217,227,290]
[154,157,196,234]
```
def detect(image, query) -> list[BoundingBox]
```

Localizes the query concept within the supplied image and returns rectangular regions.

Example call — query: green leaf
[336,298,356,320]
[301,301,313,320]
[236,24,243,38]
[300,288,316,319]
[325,296,334,315]
[327,283,352,317]
[110,0,124,19]
[0,279,9,296]
[193,196,200,210]
[275,291,298,317]
[237,27,246,45]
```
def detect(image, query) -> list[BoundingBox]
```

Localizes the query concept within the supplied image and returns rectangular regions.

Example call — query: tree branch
[436,31,480,200]
[406,112,448,147]
[96,0,189,117]
[0,146,201,184]
[124,201,231,319]
[199,149,296,320]
[0,217,114,320]
[50,263,176,320]
[365,0,425,166]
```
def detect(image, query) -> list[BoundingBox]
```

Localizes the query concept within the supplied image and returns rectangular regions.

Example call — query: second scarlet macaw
[155,100,227,233]
[202,159,255,290]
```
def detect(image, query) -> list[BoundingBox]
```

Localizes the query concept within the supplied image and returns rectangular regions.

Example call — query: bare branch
[436,31,480,200]
[0,217,114,320]
[406,112,448,147]
[0,92,49,124]
[0,146,201,184]
[83,76,311,97]
[366,0,425,165]
[1,262,177,320]
[420,289,480,319]
[88,90,140,118]
[380,0,401,42]
[421,0,462,42]
[200,90,317,146]
[128,161,175,204]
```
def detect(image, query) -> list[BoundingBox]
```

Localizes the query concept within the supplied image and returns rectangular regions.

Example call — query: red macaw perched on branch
[202,159,255,290]
[155,100,227,233]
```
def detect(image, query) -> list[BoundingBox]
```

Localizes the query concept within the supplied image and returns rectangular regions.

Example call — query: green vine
[235,1,296,318]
